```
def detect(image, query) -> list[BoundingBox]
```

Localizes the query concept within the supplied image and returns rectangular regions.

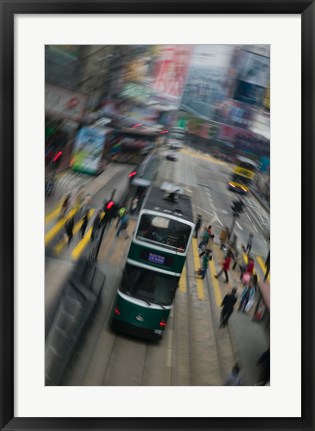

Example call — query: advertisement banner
[152,45,193,102]
[71,127,107,175]
[181,45,233,120]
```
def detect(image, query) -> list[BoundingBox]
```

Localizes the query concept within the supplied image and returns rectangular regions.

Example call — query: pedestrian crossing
[178,238,270,312]
[46,202,270,309]
[45,202,137,264]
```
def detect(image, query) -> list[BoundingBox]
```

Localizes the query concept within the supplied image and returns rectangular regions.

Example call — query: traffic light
[103,199,116,223]
[105,200,115,210]
[231,199,245,216]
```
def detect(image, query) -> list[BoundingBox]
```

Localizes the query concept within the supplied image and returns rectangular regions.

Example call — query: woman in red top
[240,257,255,281]
[215,253,232,283]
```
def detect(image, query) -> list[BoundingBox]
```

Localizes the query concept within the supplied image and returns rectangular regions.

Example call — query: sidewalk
[227,305,269,385]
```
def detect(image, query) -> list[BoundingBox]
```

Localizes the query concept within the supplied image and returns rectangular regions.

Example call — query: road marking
[192,238,205,300]
[45,203,62,223]
[45,207,77,246]
[236,221,243,230]
[54,209,95,256]
[179,264,187,292]
[257,255,270,283]
[209,260,222,307]
[253,224,258,232]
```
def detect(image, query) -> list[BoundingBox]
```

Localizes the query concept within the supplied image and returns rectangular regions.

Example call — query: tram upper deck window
[136,214,191,252]
[121,265,178,305]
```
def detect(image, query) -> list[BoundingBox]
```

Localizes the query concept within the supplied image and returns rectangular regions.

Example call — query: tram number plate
[154,329,162,335]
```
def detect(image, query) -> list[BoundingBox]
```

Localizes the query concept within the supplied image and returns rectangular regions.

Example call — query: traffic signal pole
[90,189,116,261]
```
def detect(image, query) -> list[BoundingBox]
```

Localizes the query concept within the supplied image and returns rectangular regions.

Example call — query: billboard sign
[181,45,233,120]
[71,127,108,175]
[152,45,193,102]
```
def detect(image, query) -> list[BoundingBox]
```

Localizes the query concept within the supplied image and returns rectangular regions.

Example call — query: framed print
[0,0,314,430]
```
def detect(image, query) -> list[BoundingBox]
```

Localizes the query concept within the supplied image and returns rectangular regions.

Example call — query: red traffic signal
[106,200,115,210]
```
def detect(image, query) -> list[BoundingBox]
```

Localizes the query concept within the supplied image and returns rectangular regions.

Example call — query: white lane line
[236,222,243,230]
[253,224,258,232]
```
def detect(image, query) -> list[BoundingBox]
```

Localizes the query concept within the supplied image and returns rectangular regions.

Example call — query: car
[166,151,178,161]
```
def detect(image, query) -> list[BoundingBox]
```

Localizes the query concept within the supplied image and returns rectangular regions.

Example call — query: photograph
[1,3,313,430]
[45,44,271,387]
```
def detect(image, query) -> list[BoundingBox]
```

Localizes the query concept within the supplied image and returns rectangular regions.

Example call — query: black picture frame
[0,1,314,430]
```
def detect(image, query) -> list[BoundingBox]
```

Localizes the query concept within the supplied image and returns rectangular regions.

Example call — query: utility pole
[229,199,245,240]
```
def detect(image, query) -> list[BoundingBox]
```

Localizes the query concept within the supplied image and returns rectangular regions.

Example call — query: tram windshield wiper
[156,302,166,309]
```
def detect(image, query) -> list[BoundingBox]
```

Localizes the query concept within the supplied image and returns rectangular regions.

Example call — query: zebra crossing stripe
[45,207,78,246]
[45,203,62,223]
[53,209,95,256]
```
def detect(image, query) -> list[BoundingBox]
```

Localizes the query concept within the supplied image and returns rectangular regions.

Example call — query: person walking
[243,233,253,254]
[239,256,255,282]
[224,363,244,386]
[232,248,243,271]
[116,204,127,228]
[215,252,232,284]
[220,287,237,328]
[80,211,89,239]
[219,226,229,250]
[60,192,72,219]
[198,226,210,253]
[194,214,202,239]
[116,212,129,238]
[64,215,74,245]
[198,249,213,279]
[91,209,102,241]
[238,284,253,312]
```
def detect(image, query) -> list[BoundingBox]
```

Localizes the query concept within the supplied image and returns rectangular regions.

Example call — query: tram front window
[121,265,178,305]
[136,214,191,252]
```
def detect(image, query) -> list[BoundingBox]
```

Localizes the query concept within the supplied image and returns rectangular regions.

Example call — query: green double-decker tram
[110,185,195,340]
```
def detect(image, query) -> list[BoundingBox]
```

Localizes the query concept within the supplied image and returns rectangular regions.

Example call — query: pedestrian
[65,215,74,245]
[232,248,243,271]
[214,252,232,283]
[224,363,244,386]
[116,212,129,238]
[220,287,238,328]
[239,256,255,282]
[198,226,210,253]
[243,233,253,254]
[91,209,102,241]
[219,226,229,250]
[264,251,270,281]
[194,214,202,239]
[198,249,213,279]
[230,233,238,250]
[116,204,127,228]
[255,348,270,385]
[60,192,71,219]
[80,212,89,238]
[238,284,253,312]
[73,185,84,208]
